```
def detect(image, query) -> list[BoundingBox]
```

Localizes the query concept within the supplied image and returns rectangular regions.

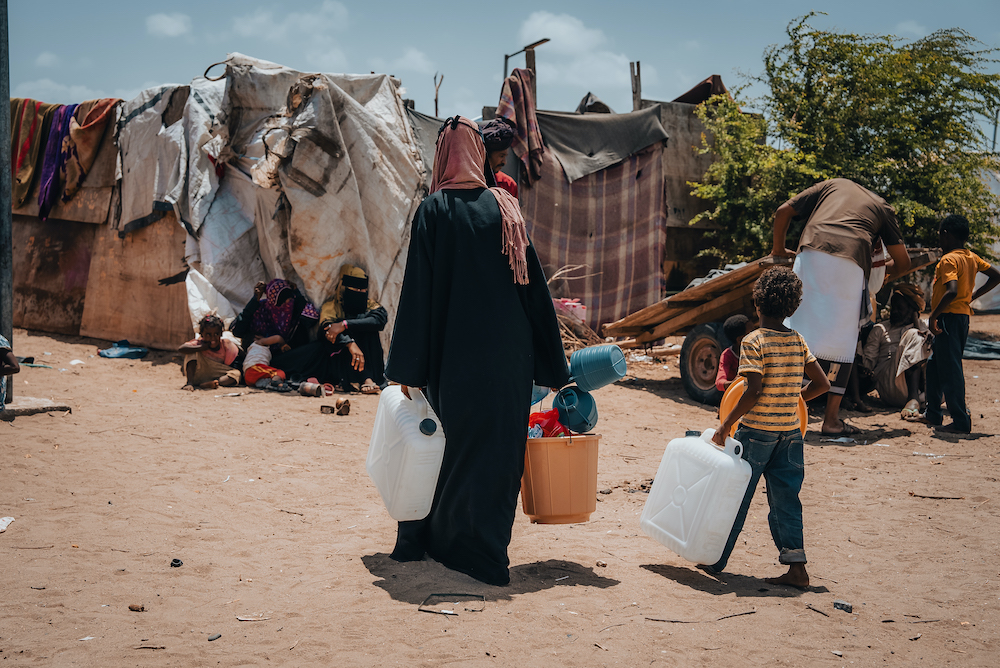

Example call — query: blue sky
[9,1,1000,122]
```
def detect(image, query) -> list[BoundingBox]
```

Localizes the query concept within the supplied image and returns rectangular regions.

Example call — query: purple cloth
[253,279,320,340]
[37,103,78,220]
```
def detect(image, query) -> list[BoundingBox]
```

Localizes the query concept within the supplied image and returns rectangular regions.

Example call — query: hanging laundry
[37,103,78,220]
[10,99,58,207]
[61,98,119,202]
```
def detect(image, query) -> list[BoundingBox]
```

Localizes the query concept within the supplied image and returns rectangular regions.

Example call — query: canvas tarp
[535,106,667,183]
[521,144,667,332]
[180,53,426,343]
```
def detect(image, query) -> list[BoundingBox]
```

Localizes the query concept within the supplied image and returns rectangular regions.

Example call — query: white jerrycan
[640,428,752,565]
[367,386,447,521]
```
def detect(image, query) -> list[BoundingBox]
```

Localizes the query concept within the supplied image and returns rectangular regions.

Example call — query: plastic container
[569,344,627,392]
[521,434,600,523]
[530,383,550,407]
[719,377,807,438]
[553,386,598,433]
[640,428,752,565]
[366,386,446,521]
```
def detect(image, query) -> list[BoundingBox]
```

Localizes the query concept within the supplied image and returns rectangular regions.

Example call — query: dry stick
[598,623,627,633]
[646,610,756,624]
[289,638,300,650]
[278,509,304,516]
[135,646,166,650]
[909,492,964,500]
[805,604,830,617]
[12,545,54,549]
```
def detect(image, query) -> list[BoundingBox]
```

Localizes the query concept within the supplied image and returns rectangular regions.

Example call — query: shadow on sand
[362,554,620,605]
[640,563,828,598]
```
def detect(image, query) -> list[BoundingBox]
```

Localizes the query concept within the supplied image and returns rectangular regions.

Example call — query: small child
[923,215,1000,433]
[242,341,288,389]
[705,266,830,588]
[1,332,20,406]
[178,314,241,391]
[715,314,749,392]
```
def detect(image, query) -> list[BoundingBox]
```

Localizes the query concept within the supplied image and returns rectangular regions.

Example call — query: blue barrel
[569,344,627,392]
[554,386,599,433]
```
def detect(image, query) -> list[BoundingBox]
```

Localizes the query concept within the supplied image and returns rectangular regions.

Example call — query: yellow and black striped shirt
[739,328,815,431]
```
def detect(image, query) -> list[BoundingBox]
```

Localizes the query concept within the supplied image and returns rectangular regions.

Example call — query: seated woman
[319,265,388,394]
[232,279,319,356]
[179,314,241,391]
[861,284,931,417]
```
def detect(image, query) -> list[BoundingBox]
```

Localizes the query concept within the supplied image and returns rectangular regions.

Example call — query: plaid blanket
[496,68,544,185]
[521,145,666,332]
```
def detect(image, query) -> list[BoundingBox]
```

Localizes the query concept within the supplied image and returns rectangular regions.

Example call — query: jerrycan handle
[410,387,438,436]
[701,428,743,458]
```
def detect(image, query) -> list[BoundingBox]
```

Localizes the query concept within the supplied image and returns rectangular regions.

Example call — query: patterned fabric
[62,98,119,202]
[253,279,320,339]
[931,249,991,316]
[520,145,666,332]
[37,103,78,220]
[496,68,544,185]
[10,99,59,207]
[738,328,816,432]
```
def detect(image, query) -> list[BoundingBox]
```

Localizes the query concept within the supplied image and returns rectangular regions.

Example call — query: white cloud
[147,13,192,38]
[35,51,59,68]
[895,20,927,37]
[515,11,657,100]
[12,78,105,104]
[371,47,435,77]
[231,1,350,72]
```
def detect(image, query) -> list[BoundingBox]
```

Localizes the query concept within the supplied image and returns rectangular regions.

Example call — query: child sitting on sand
[179,314,241,391]
[242,340,289,389]
[706,266,830,588]
[715,314,749,392]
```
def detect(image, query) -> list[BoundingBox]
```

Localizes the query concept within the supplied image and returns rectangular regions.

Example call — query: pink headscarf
[430,117,529,285]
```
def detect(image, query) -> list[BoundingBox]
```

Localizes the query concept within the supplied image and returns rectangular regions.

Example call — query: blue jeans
[925,313,971,432]
[709,426,806,573]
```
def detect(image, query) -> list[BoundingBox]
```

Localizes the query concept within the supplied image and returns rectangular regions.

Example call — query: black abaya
[384,188,569,585]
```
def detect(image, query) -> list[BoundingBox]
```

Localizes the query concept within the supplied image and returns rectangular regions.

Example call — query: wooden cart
[602,249,941,404]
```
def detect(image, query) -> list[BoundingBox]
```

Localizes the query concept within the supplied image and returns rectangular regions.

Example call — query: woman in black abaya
[384,117,569,586]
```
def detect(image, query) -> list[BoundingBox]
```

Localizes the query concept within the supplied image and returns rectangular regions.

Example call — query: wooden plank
[80,213,193,351]
[635,288,747,344]
[603,256,789,335]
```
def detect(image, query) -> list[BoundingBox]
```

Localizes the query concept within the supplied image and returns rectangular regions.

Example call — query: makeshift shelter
[482,75,727,333]
[10,54,427,351]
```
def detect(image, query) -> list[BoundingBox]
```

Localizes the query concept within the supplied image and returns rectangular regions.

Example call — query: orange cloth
[931,249,991,316]
[244,364,286,386]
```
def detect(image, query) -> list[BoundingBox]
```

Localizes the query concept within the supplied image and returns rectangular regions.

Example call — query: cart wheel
[680,322,730,405]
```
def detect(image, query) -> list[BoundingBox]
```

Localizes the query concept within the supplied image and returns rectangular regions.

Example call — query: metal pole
[0,0,12,404]
[993,107,998,153]
[525,48,536,100]
[503,54,509,80]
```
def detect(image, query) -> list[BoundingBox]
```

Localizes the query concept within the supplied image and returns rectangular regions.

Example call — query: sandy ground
[2,317,1000,667]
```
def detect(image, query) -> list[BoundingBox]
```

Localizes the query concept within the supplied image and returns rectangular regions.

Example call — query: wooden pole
[525,48,537,100]
[630,61,642,112]
[433,72,443,118]
[0,0,12,403]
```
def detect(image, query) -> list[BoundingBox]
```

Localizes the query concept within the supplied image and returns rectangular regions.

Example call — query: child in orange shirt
[924,215,1000,433]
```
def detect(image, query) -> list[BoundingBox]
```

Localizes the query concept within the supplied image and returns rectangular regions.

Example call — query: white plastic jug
[640,428,752,565]
[366,386,447,521]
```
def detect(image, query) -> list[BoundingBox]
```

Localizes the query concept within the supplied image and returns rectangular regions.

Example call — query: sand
[2,317,999,666]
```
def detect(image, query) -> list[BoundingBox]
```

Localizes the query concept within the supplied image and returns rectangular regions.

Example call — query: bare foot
[199,380,220,390]
[182,384,195,392]
[219,375,237,387]
[821,420,861,436]
[764,563,809,589]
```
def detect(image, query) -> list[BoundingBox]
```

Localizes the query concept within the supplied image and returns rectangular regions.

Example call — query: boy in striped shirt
[705,266,830,588]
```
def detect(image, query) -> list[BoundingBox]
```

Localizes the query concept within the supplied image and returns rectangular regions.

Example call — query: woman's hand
[348,342,365,371]
[254,281,267,300]
[324,322,346,341]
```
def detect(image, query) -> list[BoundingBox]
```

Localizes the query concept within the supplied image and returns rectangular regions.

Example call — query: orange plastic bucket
[719,377,808,438]
[521,434,600,524]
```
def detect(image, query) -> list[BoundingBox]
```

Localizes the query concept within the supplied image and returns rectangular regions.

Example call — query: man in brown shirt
[771,178,910,435]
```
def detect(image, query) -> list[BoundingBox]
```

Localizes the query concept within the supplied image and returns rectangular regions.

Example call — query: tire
[680,322,731,405]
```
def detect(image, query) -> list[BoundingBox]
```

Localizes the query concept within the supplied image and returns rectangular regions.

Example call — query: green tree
[690,14,1000,261]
